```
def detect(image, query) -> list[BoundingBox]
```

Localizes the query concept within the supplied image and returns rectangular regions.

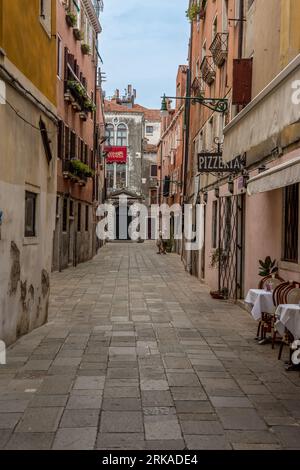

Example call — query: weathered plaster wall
[0,80,57,345]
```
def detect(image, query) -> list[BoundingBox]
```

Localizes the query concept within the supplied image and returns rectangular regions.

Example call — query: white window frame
[39,0,52,38]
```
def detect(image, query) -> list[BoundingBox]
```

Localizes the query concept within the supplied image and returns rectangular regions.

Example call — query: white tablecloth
[245,289,275,321]
[275,304,300,340]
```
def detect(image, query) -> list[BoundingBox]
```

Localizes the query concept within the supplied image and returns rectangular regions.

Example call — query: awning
[247,156,300,195]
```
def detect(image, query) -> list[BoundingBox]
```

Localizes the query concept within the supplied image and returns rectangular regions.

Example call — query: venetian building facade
[52,0,105,271]
[0,0,57,344]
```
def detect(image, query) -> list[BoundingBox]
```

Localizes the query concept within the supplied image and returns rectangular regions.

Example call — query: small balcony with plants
[200,56,216,85]
[64,80,96,120]
[209,33,229,67]
[65,10,77,28]
[186,0,207,22]
[63,160,94,187]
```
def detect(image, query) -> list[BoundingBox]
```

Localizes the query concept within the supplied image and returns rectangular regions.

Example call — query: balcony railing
[209,33,229,67]
[200,56,216,85]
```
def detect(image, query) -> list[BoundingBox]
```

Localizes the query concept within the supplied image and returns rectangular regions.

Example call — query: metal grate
[284,184,299,263]
[218,195,244,300]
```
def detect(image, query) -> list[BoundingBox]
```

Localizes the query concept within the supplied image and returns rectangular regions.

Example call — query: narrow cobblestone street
[1,242,300,450]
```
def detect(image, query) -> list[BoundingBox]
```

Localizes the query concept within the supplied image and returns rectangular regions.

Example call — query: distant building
[104,86,161,240]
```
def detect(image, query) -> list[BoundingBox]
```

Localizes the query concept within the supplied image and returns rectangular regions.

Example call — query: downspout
[238,0,244,59]
[181,17,193,266]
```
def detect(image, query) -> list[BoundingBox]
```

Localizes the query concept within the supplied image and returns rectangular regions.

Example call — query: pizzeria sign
[105,146,127,163]
[198,152,246,173]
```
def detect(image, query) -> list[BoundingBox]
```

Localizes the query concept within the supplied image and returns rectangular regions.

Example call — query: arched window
[117,124,127,147]
[105,124,114,146]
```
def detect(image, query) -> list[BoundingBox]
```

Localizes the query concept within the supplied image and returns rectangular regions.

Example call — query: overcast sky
[99,0,190,109]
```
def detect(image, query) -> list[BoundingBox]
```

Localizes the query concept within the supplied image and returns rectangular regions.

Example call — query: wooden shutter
[232,58,253,106]
[57,120,64,160]
[64,125,70,160]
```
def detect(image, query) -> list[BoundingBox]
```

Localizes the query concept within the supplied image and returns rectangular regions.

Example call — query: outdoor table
[275,304,300,340]
[244,289,275,321]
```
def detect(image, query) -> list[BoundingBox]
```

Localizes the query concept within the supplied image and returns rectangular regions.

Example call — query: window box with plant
[69,160,94,183]
[66,11,77,28]
[73,28,84,41]
[81,43,91,55]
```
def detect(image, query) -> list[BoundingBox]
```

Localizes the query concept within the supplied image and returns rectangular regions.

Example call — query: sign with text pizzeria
[105,146,127,164]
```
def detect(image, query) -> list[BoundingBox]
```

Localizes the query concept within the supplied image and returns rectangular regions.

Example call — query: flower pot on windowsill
[66,12,77,28]
[81,43,91,55]
[73,28,84,41]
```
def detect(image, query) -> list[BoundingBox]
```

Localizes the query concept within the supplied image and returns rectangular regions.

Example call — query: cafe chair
[271,282,290,348]
[256,275,285,341]
[277,286,300,364]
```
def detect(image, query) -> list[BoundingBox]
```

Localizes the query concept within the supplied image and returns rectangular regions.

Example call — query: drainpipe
[238,0,244,59]
[181,18,193,268]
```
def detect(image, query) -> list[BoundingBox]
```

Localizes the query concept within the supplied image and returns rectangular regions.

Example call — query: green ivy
[81,43,91,55]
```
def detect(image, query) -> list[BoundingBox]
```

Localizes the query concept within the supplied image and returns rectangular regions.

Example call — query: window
[116,164,126,189]
[106,164,114,190]
[70,200,74,217]
[64,125,70,160]
[39,0,52,36]
[62,199,68,232]
[57,120,64,159]
[117,124,127,147]
[150,165,158,178]
[105,124,114,146]
[57,35,63,78]
[212,200,218,248]
[283,184,299,263]
[77,203,81,232]
[70,131,76,159]
[85,206,89,231]
[146,126,154,135]
[25,191,37,238]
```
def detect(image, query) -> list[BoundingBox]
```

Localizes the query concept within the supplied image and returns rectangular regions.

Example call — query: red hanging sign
[105,146,127,163]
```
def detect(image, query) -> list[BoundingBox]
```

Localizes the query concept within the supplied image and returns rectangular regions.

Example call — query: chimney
[128,84,132,97]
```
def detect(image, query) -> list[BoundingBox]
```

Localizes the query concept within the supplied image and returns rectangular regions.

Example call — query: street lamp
[160,94,169,117]
[160,93,228,114]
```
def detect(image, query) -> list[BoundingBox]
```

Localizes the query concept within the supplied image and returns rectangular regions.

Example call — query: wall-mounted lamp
[228,177,234,194]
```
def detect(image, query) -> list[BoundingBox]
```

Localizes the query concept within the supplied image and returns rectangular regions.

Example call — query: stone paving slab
[0,242,300,449]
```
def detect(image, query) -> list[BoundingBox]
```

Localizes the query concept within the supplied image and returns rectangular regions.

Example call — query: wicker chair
[278,285,300,362]
[271,282,290,348]
[256,275,285,341]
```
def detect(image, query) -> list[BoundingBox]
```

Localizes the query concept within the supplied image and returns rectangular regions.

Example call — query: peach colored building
[183,0,300,301]
[158,65,187,252]
[52,0,105,271]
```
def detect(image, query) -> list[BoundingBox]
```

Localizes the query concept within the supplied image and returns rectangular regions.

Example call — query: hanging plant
[66,11,77,28]
[67,80,86,98]
[81,43,91,55]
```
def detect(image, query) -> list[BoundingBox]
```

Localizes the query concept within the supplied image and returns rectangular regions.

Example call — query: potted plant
[258,256,278,277]
[83,98,96,113]
[66,11,77,28]
[81,43,91,55]
[73,28,84,41]
[186,0,206,21]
